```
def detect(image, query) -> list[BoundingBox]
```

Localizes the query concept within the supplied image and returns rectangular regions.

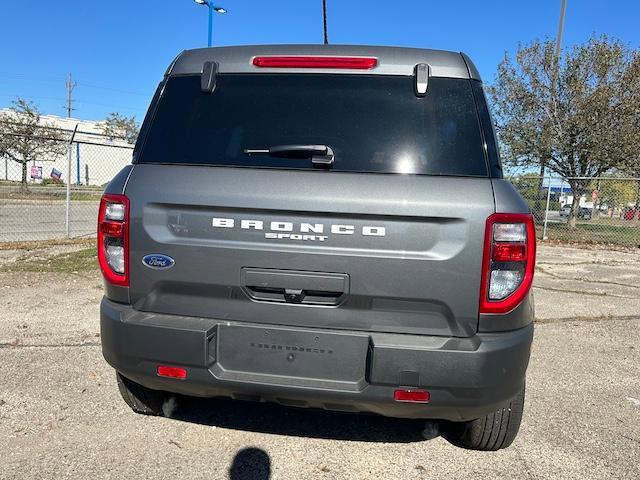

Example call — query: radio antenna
[322,0,329,44]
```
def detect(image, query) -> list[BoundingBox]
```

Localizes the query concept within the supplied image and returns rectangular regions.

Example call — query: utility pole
[322,0,328,45]
[535,0,568,218]
[65,124,79,238]
[66,73,76,118]
[555,0,568,60]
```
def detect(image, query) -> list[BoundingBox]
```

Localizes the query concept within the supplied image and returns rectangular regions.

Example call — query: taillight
[97,193,129,287]
[479,213,536,314]
[252,56,378,69]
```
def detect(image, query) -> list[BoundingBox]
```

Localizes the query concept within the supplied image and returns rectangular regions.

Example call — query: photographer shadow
[229,447,271,480]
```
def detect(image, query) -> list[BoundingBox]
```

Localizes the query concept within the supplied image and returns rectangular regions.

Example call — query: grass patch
[0,192,101,201]
[2,247,98,273]
[0,238,94,251]
[538,222,640,247]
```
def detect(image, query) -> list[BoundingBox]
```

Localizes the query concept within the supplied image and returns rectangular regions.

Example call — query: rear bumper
[100,298,533,421]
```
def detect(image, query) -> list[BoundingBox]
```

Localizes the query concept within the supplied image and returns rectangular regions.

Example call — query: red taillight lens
[97,194,129,287]
[252,56,378,70]
[99,221,124,237]
[394,389,430,403]
[479,213,536,314]
[157,365,187,380]
[492,243,527,262]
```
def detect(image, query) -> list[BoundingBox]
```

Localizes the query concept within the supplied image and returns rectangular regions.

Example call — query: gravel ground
[0,245,638,479]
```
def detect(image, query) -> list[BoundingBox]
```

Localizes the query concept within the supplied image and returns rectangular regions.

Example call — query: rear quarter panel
[479,179,535,332]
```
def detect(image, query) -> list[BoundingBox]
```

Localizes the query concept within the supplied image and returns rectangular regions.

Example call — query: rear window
[136,74,488,176]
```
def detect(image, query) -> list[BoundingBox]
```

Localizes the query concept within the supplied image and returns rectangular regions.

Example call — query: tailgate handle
[241,268,349,306]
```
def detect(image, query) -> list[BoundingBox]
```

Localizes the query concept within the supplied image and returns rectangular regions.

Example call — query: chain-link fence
[0,134,132,242]
[2,143,640,249]
[510,176,640,248]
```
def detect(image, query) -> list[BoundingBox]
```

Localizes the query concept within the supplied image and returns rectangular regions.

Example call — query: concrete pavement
[0,244,638,479]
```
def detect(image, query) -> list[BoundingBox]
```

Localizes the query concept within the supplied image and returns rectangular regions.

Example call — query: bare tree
[101,112,139,144]
[0,99,67,193]
[488,36,639,228]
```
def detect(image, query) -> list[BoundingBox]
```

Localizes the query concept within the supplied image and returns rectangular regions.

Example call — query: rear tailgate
[126,165,494,337]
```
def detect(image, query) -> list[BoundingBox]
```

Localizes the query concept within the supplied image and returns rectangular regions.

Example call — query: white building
[559,193,594,209]
[1,111,134,187]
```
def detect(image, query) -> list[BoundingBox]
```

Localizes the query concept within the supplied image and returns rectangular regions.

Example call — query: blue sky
[1,0,638,121]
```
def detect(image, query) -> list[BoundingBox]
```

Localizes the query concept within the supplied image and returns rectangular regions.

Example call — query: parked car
[98,45,535,451]
[623,207,639,221]
[560,205,592,219]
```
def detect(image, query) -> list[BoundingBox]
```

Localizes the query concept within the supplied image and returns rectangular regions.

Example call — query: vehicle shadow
[170,395,437,444]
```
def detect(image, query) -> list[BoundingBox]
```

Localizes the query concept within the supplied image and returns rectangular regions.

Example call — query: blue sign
[549,186,572,193]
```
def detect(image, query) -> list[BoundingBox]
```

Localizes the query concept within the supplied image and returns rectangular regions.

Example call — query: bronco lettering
[212,217,386,240]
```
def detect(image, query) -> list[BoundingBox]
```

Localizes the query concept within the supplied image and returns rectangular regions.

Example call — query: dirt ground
[0,243,638,479]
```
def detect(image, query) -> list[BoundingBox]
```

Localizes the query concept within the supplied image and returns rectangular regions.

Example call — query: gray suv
[99,45,535,451]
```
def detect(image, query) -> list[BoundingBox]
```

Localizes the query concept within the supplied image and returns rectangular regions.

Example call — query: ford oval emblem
[142,254,175,270]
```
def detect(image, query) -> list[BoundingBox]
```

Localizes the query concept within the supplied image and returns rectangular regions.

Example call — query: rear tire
[442,384,525,451]
[116,372,167,416]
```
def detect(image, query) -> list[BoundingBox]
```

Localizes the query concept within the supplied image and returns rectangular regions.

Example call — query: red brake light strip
[252,56,378,70]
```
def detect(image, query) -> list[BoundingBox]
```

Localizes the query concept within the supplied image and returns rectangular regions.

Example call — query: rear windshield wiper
[244,144,334,168]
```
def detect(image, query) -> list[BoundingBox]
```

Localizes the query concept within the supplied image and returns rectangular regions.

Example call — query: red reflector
[157,365,187,380]
[252,56,377,70]
[394,389,430,403]
[493,243,527,262]
[100,221,124,237]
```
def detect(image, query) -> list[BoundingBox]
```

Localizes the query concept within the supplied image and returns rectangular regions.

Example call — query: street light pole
[194,0,227,47]
[208,3,213,47]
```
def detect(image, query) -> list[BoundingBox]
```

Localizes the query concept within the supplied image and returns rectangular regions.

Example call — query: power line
[0,70,148,117]
[0,71,67,83]
[0,94,67,102]
[0,95,145,115]
[0,71,150,97]
[73,99,146,113]
[76,82,149,97]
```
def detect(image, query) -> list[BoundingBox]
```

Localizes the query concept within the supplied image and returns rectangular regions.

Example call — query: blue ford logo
[142,254,175,270]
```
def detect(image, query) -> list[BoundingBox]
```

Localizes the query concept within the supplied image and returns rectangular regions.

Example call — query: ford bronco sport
[99,45,535,451]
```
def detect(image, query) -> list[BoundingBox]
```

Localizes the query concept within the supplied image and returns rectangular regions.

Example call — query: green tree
[101,112,139,144]
[617,56,640,212]
[594,177,637,216]
[489,36,639,228]
[510,173,554,221]
[0,99,67,193]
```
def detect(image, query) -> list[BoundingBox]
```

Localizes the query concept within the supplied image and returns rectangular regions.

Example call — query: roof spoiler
[164,50,184,77]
